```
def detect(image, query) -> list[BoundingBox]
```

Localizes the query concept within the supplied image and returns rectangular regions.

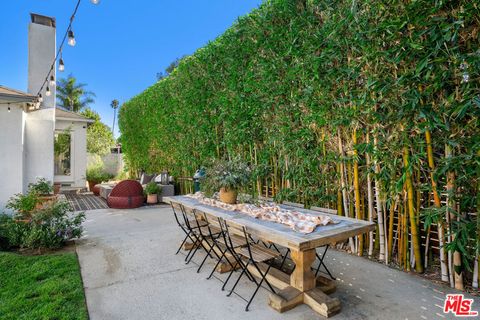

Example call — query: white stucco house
[0,14,92,211]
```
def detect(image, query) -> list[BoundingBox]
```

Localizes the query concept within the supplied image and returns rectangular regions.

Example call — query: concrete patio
[75,205,479,320]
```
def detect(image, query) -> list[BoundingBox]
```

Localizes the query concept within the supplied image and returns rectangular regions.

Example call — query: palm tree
[111,99,119,136]
[56,74,95,112]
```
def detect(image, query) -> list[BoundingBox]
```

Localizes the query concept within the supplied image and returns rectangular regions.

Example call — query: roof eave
[0,93,37,104]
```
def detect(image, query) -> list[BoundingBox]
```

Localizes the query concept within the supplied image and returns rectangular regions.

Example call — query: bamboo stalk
[403,146,423,273]
[373,134,386,262]
[366,133,374,258]
[387,198,397,263]
[338,128,355,253]
[445,144,464,290]
[425,129,449,281]
[353,128,363,256]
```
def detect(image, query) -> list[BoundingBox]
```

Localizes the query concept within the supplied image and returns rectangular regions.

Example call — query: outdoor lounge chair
[107,180,144,209]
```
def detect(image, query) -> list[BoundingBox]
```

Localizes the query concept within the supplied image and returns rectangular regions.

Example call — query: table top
[164,195,375,251]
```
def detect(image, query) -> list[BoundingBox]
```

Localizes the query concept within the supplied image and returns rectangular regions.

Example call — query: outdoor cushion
[140,173,155,185]
[107,180,145,209]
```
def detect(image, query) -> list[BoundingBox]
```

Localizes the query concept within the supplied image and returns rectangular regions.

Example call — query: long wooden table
[164,195,375,317]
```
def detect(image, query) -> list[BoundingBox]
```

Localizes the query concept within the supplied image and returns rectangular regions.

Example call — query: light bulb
[90,0,101,4]
[49,75,55,86]
[68,30,76,46]
[46,86,51,96]
[8,106,11,112]
[38,94,43,103]
[59,58,65,72]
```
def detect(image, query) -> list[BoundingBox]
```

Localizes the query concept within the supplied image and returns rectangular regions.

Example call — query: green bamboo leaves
[119,0,479,285]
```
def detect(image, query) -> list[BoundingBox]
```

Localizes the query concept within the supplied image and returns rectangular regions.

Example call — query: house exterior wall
[55,120,88,188]
[24,108,55,191]
[0,104,25,211]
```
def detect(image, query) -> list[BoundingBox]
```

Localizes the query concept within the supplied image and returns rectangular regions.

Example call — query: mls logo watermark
[443,294,478,317]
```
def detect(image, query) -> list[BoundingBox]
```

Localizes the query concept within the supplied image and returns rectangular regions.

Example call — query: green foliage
[54,130,71,156]
[1,202,85,250]
[119,0,479,266]
[203,158,252,192]
[28,178,53,195]
[6,192,39,214]
[57,74,95,112]
[0,252,88,320]
[86,165,114,183]
[144,181,161,195]
[81,107,115,155]
[80,107,101,122]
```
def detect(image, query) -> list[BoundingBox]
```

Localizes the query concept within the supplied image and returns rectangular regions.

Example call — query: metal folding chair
[222,219,280,311]
[170,202,201,256]
[193,210,235,274]
[181,206,222,266]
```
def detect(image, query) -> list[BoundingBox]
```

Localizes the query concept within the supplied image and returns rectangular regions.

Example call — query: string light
[45,86,51,96]
[59,57,65,72]
[67,30,76,46]
[35,0,99,100]
[49,75,55,86]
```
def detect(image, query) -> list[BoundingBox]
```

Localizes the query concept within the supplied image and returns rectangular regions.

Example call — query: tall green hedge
[119,0,479,279]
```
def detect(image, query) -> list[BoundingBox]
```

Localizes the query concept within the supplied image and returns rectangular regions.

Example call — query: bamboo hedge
[119,0,480,289]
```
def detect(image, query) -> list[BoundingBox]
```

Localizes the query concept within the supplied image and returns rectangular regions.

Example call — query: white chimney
[28,13,56,108]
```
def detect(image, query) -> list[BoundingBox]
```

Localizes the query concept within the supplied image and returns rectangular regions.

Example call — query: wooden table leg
[268,248,341,317]
[290,249,317,291]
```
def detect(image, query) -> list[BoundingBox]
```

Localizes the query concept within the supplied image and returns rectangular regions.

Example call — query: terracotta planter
[147,194,158,204]
[219,188,237,204]
[88,181,99,193]
[35,195,58,210]
[53,183,61,195]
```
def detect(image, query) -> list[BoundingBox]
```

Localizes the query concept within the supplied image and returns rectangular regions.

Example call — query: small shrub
[6,192,39,215]
[28,178,53,195]
[144,182,161,195]
[86,166,114,184]
[1,202,85,250]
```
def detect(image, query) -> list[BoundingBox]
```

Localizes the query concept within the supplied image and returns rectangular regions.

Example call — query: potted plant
[86,167,113,193]
[144,182,161,204]
[204,158,252,204]
[28,178,57,209]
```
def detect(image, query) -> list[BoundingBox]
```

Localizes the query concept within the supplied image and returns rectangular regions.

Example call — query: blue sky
[0,0,262,137]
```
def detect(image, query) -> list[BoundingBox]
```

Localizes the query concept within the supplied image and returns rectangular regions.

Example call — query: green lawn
[0,251,88,320]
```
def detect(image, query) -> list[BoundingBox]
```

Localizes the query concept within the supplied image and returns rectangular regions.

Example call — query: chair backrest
[170,202,185,227]
[223,219,252,257]
[110,180,143,197]
[195,209,217,238]
[310,206,338,215]
[283,201,305,209]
